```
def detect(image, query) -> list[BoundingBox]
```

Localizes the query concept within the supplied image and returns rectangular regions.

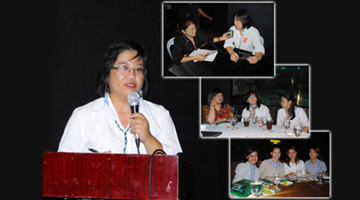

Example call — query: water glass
[273,173,281,192]
[316,172,323,185]
[250,181,263,197]
[294,125,303,137]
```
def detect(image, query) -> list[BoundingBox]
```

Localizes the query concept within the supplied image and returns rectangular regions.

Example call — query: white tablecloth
[201,122,310,138]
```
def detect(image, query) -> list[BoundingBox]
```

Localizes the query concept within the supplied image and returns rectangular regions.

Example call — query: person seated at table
[284,146,306,177]
[232,147,260,183]
[203,88,233,124]
[259,145,285,179]
[224,9,265,64]
[58,39,182,155]
[240,91,271,124]
[276,92,310,133]
[305,146,327,174]
[172,17,230,64]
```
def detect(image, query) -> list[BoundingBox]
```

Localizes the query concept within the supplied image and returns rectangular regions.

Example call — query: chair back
[166,37,175,59]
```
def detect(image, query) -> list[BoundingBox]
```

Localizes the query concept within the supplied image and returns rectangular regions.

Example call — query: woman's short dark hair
[97,39,148,97]
[281,92,296,120]
[245,147,258,157]
[233,9,254,28]
[243,91,261,110]
[207,88,224,106]
[177,17,196,34]
[310,146,323,161]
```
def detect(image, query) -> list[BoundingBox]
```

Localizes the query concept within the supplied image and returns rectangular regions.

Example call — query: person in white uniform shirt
[276,92,310,133]
[232,147,260,183]
[224,9,265,64]
[58,39,182,155]
[284,146,306,177]
[241,91,271,123]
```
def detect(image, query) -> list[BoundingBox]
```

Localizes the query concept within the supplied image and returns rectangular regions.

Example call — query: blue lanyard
[114,120,130,153]
[115,120,130,153]
[238,28,247,49]
[104,93,131,153]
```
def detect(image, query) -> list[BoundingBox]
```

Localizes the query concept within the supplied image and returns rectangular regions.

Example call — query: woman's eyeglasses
[111,65,147,75]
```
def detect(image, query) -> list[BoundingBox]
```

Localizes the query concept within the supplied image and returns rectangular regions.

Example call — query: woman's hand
[247,52,263,64]
[220,32,230,41]
[285,172,297,177]
[230,51,239,62]
[130,113,163,154]
[247,56,260,64]
[196,54,207,62]
[129,113,151,142]
[210,97,217,106]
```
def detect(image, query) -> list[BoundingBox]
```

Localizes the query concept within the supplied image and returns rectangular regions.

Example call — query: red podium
[43,152,192,199]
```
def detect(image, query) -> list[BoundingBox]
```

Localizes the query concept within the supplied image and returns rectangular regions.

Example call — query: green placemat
[230,179,252,197]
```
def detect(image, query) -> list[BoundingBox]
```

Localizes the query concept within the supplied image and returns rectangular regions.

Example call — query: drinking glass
[230,115,238,130]
[316,172,323,185]
[252,116,258,127]
[296,169,302,183]
[273,173,281,192]
[262,117,267,130]
[250,181,263,197]
[294,125,303,137]
[266,117,273,130]
[243,117,250,127]
[283,118,291,133]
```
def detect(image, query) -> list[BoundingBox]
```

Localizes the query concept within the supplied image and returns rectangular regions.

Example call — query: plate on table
[280,180,293,185]
[301,177,314,182]
[262,189,275,196]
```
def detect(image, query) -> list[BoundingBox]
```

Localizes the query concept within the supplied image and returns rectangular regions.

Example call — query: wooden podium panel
[43,152,179,199]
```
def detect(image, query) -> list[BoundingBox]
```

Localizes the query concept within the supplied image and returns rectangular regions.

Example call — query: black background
[40,0,343,199]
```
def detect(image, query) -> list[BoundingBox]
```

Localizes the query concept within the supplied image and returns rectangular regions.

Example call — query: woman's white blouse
[276,106,310,129]
[284,160,306,176]
[224,26,265,54]
[58,96,182,155]
[240,104,271,122]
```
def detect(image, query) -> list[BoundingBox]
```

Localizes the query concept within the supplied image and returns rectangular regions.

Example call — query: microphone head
[127,92,140,106]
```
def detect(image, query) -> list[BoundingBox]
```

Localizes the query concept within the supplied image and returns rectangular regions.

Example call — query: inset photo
[163,1,275,78]
[200,64,310,138]
[229,131,331,198]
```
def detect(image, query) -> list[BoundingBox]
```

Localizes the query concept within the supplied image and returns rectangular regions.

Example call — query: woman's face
[270,148,281,161]
[280,97,291,109]
[213,93,224,104]
[287,149,297,161]
[246,151,258,166]
[309,148,319,159]
[108,50,144,100]
[233,16,244,30]
[182,22,197,37]
[247,93,258,105]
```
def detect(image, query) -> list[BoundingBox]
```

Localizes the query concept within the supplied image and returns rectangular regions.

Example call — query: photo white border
[228,130,332,199]
[198,63,312,140]
[161,1,277,79]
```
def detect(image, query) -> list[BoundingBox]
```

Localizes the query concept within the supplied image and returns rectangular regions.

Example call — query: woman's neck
[272,158,278,163]
[311,158,317,164]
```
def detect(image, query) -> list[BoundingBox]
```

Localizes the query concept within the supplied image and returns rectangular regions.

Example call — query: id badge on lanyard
[238,29,247,49]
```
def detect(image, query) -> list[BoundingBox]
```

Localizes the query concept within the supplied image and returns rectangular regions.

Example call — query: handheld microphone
[127,92,141,154]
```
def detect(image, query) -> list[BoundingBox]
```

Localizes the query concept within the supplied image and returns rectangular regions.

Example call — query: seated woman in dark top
[172,17,229,64]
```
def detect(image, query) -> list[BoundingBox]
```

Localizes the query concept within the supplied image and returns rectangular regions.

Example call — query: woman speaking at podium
[58,39,182,155]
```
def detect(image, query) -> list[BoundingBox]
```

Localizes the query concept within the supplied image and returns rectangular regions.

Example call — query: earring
[139,89,143,99]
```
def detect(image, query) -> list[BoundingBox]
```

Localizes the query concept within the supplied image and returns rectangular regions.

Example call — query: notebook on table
[201,131,222,137]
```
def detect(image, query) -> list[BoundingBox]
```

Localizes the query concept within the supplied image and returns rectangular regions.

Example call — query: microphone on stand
[128,92,141,154]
